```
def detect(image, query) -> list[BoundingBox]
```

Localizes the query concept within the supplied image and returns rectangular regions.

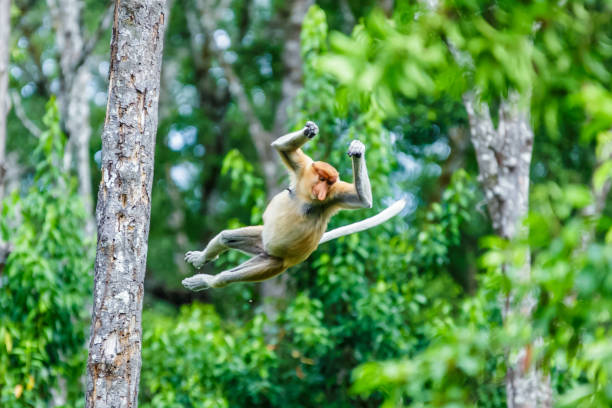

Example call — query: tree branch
[72,3,114,74]
[189,1,261,133]
[580,135,612,247]
[0,0,10,207]
[319,200,406,244]
[189,0,278,193]
[0,239,12,271]
[272,0,313,135]
[11,91,42,138]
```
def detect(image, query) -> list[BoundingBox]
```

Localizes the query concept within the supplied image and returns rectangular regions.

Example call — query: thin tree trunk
[272,0,312,137]
[85,1,167,407]
[47,0,83,169]
[0,0,10,207]
[463,91,552,408]
[72,67,94,229]
[48,0,96,234]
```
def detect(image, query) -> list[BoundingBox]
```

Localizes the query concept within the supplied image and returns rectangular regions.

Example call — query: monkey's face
[311,161,338,201]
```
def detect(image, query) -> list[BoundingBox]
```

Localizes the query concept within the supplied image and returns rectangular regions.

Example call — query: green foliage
[137,9,489,407]
[525,182,612,406]
[408,170,479,271]
[305,3,612,404]
[301,5,328,59]
[8,1,612,407]
[221,149,266,225]
[0,100,93,407]
[140,303,278,408]
[281,292,332,356]
[351,178,612,406]
[322,0,612,142]
[320,6,451,115]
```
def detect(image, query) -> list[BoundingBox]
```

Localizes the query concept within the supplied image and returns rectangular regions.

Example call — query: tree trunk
[85,1,167,407]
[47,0,82,169]
[72,67,94,231]
[463,91,552,408]
[0,0,10,206]
[272,0,312,137]
[48,0,95,234]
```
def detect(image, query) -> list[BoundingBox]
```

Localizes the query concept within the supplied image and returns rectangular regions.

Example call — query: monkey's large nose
[315,183,328,200]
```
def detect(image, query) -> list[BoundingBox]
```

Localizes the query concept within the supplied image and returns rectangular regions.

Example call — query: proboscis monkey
[183,121,372,290]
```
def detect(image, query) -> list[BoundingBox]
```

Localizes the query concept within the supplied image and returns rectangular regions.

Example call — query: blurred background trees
[1,0,612,407]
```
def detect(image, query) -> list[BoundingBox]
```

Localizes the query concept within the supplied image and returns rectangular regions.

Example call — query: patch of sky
[252,88,266,106]
[171,162,199,190]
[50,78,60,94]
[167,126,198,152]
[397,152,422,180]
[21,82,35,98]
[424,139,450,161]
[95,92,107,107]
[10,66,22,79]
[214,29,231,50]
[98,61,110,77]
[224,51,238,64]
[176,84,197,116]
[257,54,273,77]
[42,59,56,77]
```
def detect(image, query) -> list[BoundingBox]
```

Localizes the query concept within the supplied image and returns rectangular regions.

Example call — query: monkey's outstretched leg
[182,253,285,291]
[184,226,263,268]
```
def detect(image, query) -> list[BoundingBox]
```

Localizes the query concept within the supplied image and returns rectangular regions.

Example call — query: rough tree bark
[463,91,552,408]
[85,1,167,407]
[0,0,10,207]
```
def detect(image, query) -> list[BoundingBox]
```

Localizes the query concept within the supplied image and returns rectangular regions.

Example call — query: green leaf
[593,160,612,193]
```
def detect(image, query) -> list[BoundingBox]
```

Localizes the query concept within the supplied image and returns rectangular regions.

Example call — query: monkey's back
[262,190,332,267]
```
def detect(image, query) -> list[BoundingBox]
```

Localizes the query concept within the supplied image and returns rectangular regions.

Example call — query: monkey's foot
[347,139,365,158]
[304,121,319,138]
[184,250,212,268]
[182,274,215,291]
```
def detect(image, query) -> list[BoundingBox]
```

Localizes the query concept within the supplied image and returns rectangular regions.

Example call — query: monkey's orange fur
[263,149,361,266]
[183,122,371,290]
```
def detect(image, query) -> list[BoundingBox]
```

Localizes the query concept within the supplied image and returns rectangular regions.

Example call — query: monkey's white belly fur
[262,190,332,267]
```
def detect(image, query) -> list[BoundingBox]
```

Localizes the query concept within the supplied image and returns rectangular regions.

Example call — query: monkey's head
[310,161,339,201]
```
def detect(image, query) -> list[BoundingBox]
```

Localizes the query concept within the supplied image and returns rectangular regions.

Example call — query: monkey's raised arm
[271,121,318,173]
[332,140,373,209]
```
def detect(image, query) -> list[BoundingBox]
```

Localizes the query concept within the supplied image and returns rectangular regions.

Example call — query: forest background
[1,0,612,407]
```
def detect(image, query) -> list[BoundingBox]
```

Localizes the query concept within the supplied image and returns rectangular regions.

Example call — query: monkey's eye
[319,177,325,182]
[327,180,333,185]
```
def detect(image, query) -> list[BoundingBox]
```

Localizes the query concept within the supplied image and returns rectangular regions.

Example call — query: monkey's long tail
[319,199,407,245]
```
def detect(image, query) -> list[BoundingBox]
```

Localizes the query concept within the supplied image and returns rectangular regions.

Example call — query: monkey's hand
[347,140,365,158]
[303,121,319,138]
[184,250,207,269]
[182,274,214,291]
